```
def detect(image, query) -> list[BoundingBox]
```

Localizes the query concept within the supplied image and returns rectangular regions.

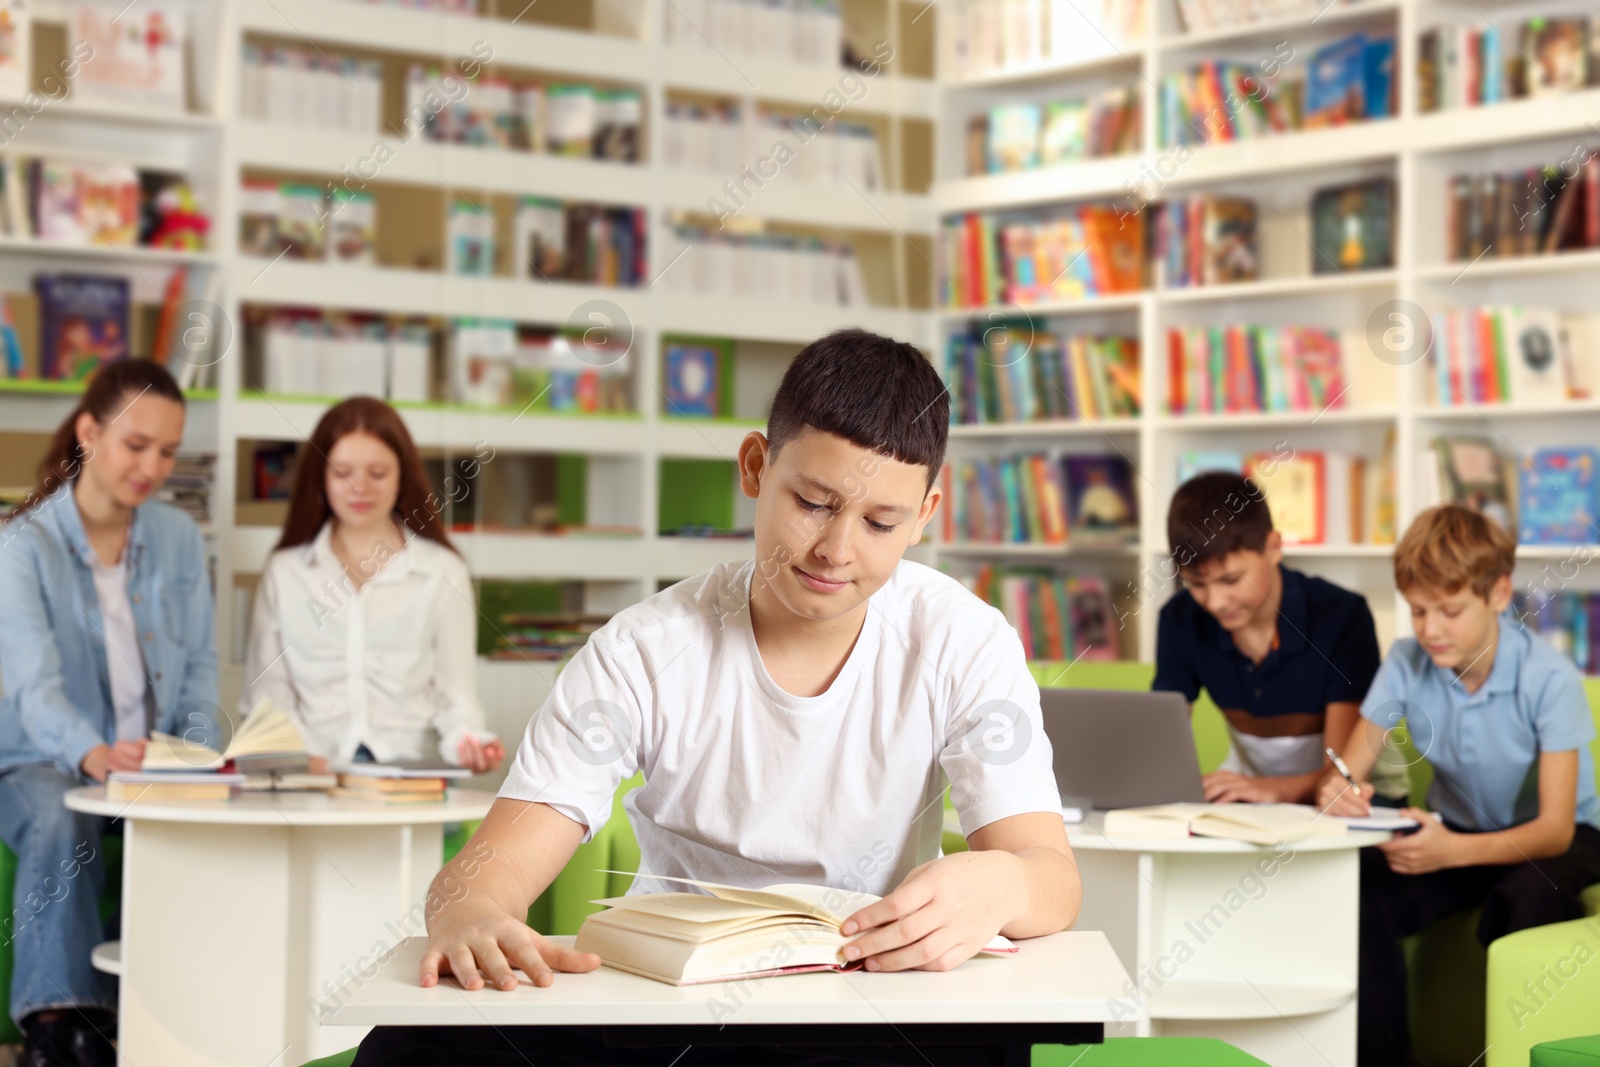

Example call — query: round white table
[65,785,496,1067]
[1063,814,1392,1067]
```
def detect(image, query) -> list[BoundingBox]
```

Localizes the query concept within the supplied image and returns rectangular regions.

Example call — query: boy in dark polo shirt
[1153,471,1409,804]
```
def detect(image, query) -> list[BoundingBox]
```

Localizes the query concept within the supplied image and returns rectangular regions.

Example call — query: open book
[141,699,306,772]
[572,875,1016,986]
[1102,803,1348,845]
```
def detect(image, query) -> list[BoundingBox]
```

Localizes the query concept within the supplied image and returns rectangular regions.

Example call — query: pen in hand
[1324,747,1362,798]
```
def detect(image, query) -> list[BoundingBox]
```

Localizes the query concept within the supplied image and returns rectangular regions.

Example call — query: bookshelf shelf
[656,537,757,579]
[937,540,1140,558]
[1280,544,1395,559]
[1164,120,1405,190]
[1412,89,1600,153]
[1154,0,1400,52]
[1153,409,1398,430]
[658,296,926,347]
[1515,545,1600,561]
[0,238,223,267]
[655,171,933,234]
[936,292,1146,321]
[235,259,649,323]
[0,96,223,130]
[655,420,762,461]
[1413,249,1600,283]
[1159,271,1398,304]
[948,417,1143,439]
[234,123,650,208]
[933,155,1144,214]
[1416,400,1600,421]
[232,398,652,456]
[942,50,1143,90]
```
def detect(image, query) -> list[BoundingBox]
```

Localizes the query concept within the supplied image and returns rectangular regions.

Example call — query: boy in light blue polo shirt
[1321,505,1600,1067]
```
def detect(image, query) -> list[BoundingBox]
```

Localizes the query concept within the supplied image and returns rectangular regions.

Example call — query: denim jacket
[0,482,219,778]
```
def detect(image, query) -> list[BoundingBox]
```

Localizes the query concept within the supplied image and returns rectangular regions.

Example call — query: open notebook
[572,874,1016,986]
[141,699,305,772]
[1102,803,1350,845]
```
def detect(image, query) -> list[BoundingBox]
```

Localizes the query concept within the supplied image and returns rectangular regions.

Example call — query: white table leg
[118,820,444,1067]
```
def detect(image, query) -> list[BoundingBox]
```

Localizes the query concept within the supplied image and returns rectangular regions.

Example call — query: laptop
[1039,688,1206,810]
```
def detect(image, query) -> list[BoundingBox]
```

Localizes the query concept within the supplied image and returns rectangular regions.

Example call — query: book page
[590,893,780,924]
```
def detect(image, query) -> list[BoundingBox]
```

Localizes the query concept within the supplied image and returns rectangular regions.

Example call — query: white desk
[65,786,496,1067]
[322,931,1133,1065]
[1043,811,1390,1067]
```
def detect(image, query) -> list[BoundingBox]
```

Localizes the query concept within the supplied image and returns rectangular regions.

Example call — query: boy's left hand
[1377,808,1456,874]
[1202,770,1281,803]
[838,851,1022,973]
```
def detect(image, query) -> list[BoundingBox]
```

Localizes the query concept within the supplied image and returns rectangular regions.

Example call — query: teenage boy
[1153,471,1410,804]
[352,330,1080,1066]
[1320,505,1600,1067]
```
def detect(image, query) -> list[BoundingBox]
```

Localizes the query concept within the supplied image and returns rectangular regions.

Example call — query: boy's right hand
[1316,773,1373,817]
[419,909,600,991]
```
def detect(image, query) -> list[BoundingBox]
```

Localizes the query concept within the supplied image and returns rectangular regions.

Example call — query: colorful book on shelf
[1061,456,1137,542]
[1445,159,1600,261]
[1518,447,1600,545]
[70,2,188,111]
[1176,450,1243,484]
[34,273,129,382]
[0,0,30,100]
[941,204,1144,309]
[1157,195,1258,288]
[664,342,723,418]
[1166,324,1345,415]
[956,565,1119,661]
[1426,305,1577,407]
[945,331,1140,425]
[1310,177,1394,274]
[1514,590,1600,675]
[1425,436,1518,534]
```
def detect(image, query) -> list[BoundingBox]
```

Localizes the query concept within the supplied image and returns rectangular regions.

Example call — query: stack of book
[1444,162,1600,262]
[661,0,843,66]
[1157,33,1393,149]
[333,762,473,804]
[448,321,632,413]
[154,454,216,528]
[1420,17,1600,112]
[107,701,309,803]
[406,70,642,162]
[663,104,884,190]
[655,225,870,307]
[969,90,1141,175]
[1513,591,1600,674]
[942,0,1146,80]
[1423,305,1595,407]
[940,453,1138,546]
[955,565,1121,662]
[240,44,385,133]
[484,613,609,661]
[254,311,434,402]
[1155,196,1258,289]
[946,330,1140,425]
[1165,324,1346,415]
[240,180,373,264]
[939,205,1145,308]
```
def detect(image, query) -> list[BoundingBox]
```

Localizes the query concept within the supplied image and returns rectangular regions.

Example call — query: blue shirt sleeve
[1360,646,1415,731]
[1527,655,1595,754]
[1327,598,1381,704]
[1152,598,1201,703]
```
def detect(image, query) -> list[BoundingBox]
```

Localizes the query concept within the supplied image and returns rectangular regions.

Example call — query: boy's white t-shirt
[498,558,1062,897]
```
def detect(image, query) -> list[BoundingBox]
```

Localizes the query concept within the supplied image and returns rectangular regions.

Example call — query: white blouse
[239,522,495,763]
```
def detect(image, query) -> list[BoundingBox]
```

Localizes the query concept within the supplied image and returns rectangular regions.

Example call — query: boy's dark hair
[1166,471,1273,572]
[767,329,948,493]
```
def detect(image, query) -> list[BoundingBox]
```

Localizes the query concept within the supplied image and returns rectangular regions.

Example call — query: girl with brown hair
[239,396,501,774]
[0,358,218,1067]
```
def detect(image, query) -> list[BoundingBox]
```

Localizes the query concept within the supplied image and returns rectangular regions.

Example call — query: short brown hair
[767,329,948,493]
[1166,471,1272,572]
[1393,505,1515,599]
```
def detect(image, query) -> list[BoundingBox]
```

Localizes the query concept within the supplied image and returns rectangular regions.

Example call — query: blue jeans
[0,763,116,1021]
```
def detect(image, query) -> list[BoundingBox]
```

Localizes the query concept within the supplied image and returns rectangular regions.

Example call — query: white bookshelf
[927,0,1600,676]
[0,0,942,785]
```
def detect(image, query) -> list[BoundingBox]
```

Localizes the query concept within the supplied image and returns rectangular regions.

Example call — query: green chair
[1529,1035,1600,1066]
